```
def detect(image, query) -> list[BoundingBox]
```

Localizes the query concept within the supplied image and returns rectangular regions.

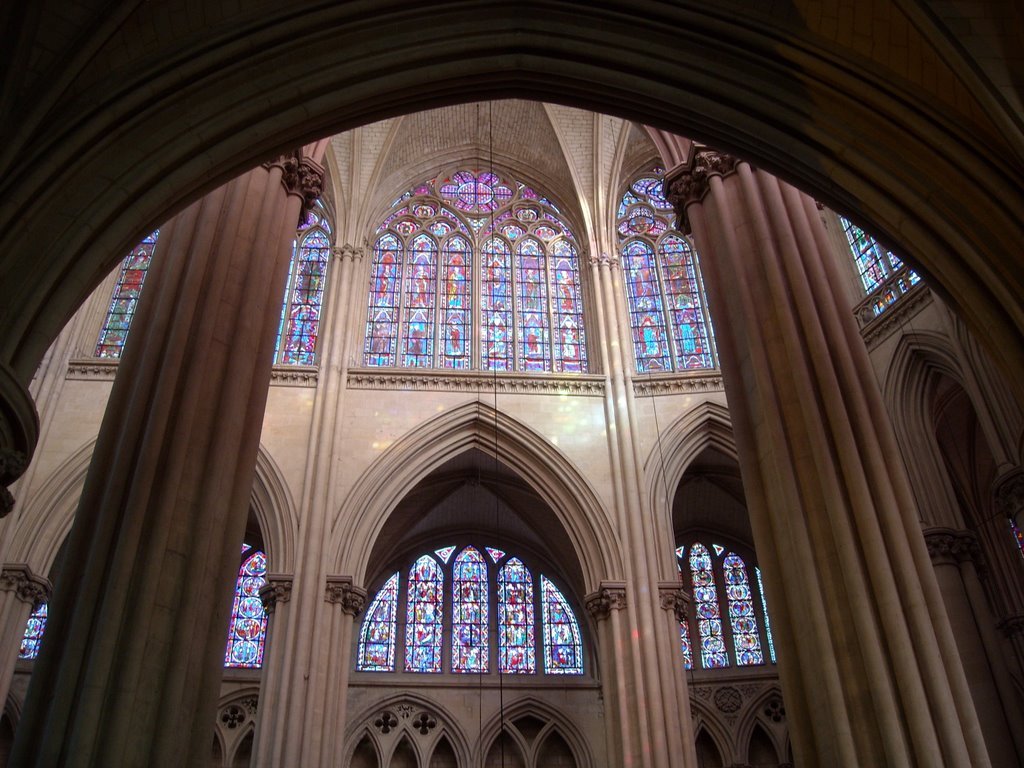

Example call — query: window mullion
[653,241,678,373]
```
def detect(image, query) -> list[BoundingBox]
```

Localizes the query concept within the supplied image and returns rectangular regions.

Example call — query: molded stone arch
[3,4,1024,400]
[345,692,471,768]
[477,696,594,768]
[735,686,789,765]
[332,400,621,590]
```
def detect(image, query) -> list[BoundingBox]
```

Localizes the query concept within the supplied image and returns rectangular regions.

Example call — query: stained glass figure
[365,233,402,366]
[96,230,160,358]
[19,602,47,660]
[618,168,717,372]
[689,543,728,669]
[357,573,400,671]
[755,567,777,664]
[224,549,269,668]
[451,547,489,673]
[680,619,693,670]
[277,226,331,364]
[440,236,471,369]
[498,558,536,673]
[516,238,551,372]
[365,170,587,372]
[434,546,456,564]
[482,237,513,371]
[724,554,764,665]
[839,216,921,314]
[400,234,438,367]
[405,555,444,672]
[486,547,506,563]
[541,577,583,674]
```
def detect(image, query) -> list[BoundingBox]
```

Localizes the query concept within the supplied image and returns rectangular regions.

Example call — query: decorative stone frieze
[923,527,983,568]
[664,147,742,234]
[657,581,690,622]
[270,365,318,387]
[632,373,724,397]
[67,359,319,388]
[993,467,1024,522]
[347,368,606,396]
[0,564,51,608]
[585,581,627,621]
[856,282,932,349]
[258,575,294,615]
[325,575,367,616]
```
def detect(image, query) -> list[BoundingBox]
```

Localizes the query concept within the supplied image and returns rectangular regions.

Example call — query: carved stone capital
[585,581,627,621]
[325,575,367,616]
[333,243,362,263]
[0,362,39,517]
[658,581,690,622]
[665,147,742,234]
[264,151,325,220]
[258,574,293,615]
[923,527,983,567]
[0,564,51,609]
[994,467,1024,522]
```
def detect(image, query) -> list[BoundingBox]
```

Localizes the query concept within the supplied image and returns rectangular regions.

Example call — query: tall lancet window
[723,553,763,665]
[363,170,588,372]
[275,201,332,364]
[618,168,716,373]
[498,557,536,673]
[357,572,400,671]
[689,543,729,669]
[224,546,270,669]
[95,230,160,358]
[451,547,489,672]
[839,215,920,316]
[405,555,444,672]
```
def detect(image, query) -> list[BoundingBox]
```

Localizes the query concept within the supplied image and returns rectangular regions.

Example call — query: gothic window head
[274,201,333,364]
[364,170,588,373]
[617,168,716,373]
[838,215,920,316]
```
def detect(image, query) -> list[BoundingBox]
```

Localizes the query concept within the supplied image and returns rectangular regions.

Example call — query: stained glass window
[224,549,269,668]
[451,547,488,673]
[364,170,587,372]
[723,554,763,665]
[618,168,716,372]
[680,619,693,670]
[95,230,160,358]
[499,558,536,673]
[405,555,444,672]
[356,546,582,677]
[275,204,332,364]
[839,215,920,315]
[755,567,777,664]
[689,543,728,669]
[357,573,400,671]
[541,576,583,674]
[1012,519,1024,559]
[19,602,47,660]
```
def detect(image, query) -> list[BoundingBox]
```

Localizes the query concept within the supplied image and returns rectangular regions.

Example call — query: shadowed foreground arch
[1,1,1023,395]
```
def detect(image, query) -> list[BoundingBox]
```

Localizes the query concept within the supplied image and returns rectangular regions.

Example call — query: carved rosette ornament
[263,151,325,223]
[994,467,1024,524]
[665,148,741,235]
[658,582,690,623]
[923,527,984,569]
[258,575,293,615]
[325,575,367,616]
[585,582,627,621]
[0,564,51,609]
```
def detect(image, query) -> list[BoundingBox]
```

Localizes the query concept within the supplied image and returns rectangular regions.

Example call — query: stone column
[0,564,50,709]
[319,576,366,766]
[585,583,629,768]
[924,528,1024,764]
[9,152,323,768]
[667,149,990,767]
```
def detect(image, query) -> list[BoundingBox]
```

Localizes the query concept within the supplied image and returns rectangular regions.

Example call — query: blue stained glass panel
[19,602,47,660]
[451,548,489,672]
[278,228,331,364]
[434,546,456,564]
[499,559,536,673]
[401,234,438,367]
[364,234,402,366]
[724,554,764,665]
[689,543,728,669]
[405,555,443,672]
[481,237,513,371]
[96,231,160,358]
[756,567,777,664]
[516,238,551,372]
[357,573,400,671]
[224,550,269,668]
[622,240,671,372]
[541,576,583,675]
[486,547,506,563]
[551,240,587,373]
[440,236,471,369]
[680,618,693,670]
[660,235,714,369]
